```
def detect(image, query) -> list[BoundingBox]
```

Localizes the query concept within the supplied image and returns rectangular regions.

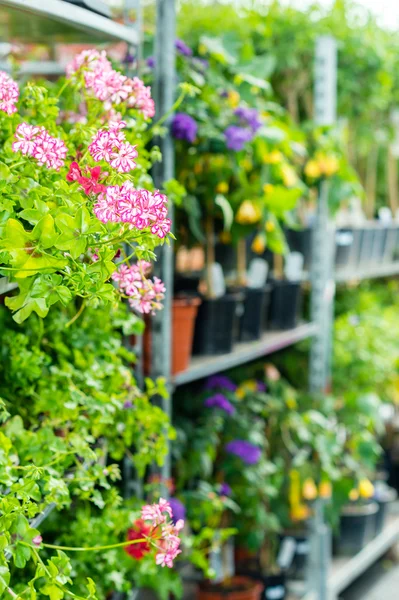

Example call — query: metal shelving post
[307,35,338,600]
[151,0,176,483]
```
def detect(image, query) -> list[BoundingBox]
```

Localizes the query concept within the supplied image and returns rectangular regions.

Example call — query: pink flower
[112,261,166,315]
[12,123,67,170]
[92,70,132,105]
[110,141,138,172]
[0,71,19,115]
[127,77,155,119]
[140,497,184,568]
[32,535,42,547]
[66,49,111,80]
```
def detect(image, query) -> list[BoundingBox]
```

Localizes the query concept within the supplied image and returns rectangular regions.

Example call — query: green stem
[65,300,86,328]
[150,88,187,132]
[57,79,71,99]
[40,538,148,552]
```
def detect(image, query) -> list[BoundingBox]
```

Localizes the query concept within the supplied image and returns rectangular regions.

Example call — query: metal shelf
[172,322,318,387]
[328,514,399,599]
[0,277,17,295]
[0,0,138,44]
[335,261,399,283]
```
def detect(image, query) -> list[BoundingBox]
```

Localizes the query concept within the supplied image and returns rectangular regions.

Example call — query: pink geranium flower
[0,70,19,115]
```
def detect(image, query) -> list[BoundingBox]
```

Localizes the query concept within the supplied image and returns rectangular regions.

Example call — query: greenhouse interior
[1,1,399,599]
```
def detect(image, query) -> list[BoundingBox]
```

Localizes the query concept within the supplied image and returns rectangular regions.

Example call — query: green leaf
[32,215,59,249]
[0,566,10,597]
[41,584,64,600]
[0,162,11,180]
[215,194,234,231]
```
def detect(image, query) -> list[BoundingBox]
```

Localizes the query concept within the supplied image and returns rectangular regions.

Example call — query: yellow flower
[289,470,301,509]
[349,488,359,502]
[194,162,203,175]
[216,181,229,194]
[198,43,207,56]
[290,504,310,522]
[236,379,258,399]
[358,479,374,499]
[286,395,297,410]
[320,155,339,177]
[227,90,240,108]
[251,233,266,255]
[235,200,261,225]
[319,480,332,499]
[239,158,252,172]
[302,478,318,501]
[305,159,321,179]
[234,74,243,86]
[281,164,297,187]
[265,221,275,233]
[211,156,226,168]
[263,150,283,164]
[219,231,232,244]
[263,183,274,195]
[250,86,259,95]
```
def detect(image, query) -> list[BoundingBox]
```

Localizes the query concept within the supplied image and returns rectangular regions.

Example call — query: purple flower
[225,440,261,465]
[224,126,254,151]
[192,57,209,71]
[171,113,198,143]
[219,482,232,496]
[146,56,156,69]
[123,400,133,409]
[234,107,262,133]
[205,375,237,392]
[204,393,235,416]
[169,497,186,524]
[175,39,193,57]
[257,381,267,392]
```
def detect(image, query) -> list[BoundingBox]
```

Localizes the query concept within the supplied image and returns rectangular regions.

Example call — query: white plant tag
[277,536,296,570]
[285,252,304,281]
[210,262,226,298]
[265,585,285,600]
[335,231,353,246]
[378,207,392,224]
[247,259,268,289]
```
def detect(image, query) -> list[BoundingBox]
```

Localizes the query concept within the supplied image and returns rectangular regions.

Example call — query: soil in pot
[193,294,240,355]
[197,577,263,600]
[374,487,397,535]
[267,280,302,330]
[334,502,379,556]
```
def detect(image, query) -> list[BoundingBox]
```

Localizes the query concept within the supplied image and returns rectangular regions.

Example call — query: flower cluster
[204,393,235,415]
[125,519,152,560]
[205,375,237,392]
[89,121,138,173]
[112,261,166,314]
[66,162,106,195]
[234,106,262,133]
[0,70,19,115]
[171,112,198,143]
[224,125,254,151]
[12,123,67,170]
[225,440,261,465]
[66,49,155,118]
[175,38,193,57]
[140,498,184,568]
[93,180,170,239]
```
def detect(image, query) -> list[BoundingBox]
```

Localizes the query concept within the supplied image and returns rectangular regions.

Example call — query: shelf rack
[0,0,138,44]
[335,261,399,282]
[173,322,318,387]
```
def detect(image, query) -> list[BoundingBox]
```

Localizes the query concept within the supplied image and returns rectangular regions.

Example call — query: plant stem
[150,89,187,132]
[65,300,86,328]
[57,79,71,99]
[39,538,148,552]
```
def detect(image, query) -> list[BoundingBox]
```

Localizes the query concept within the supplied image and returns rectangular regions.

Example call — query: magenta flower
[141,498,184,568]
[112,261,166,314]
[225,440,261,465]
[171,113,198,143]
[0,71,19,115]
[12,123,67,170]
[204,393,235,416]
[89,123,138,173]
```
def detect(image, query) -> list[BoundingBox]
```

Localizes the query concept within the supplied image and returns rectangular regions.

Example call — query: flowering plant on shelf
[0,49,188,323]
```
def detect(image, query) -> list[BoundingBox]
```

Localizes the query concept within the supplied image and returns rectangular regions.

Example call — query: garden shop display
[0,50,189,599]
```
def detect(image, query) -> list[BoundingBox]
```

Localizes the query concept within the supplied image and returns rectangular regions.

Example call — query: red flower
[125,519,152,560]
[66,162,106,195]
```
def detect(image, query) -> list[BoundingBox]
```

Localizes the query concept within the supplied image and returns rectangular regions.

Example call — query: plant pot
[279,532,309,580]
[238,286,271,342]
[215,243,237,278]
[345,228,363,270]
[172,297,202,374]
[142,297,201,376]
[334,228,355,273]
[235,561,286,600]
[335,502,379,556]
[285,228,312,271]
[267,280,302,331]
[193,294,240,355]
[374,487,397,535]
[197,577,263,600]
[371,225,388,266]
[383,226,399,263]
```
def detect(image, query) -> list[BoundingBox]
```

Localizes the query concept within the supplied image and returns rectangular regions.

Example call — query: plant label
[247,259,268,288]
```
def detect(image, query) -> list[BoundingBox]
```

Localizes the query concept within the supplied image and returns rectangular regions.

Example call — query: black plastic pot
[238,286,271,342]
[267,280,302,331]
[193,294,240,355]
[236,561,286,600]
[383,226,399,263]
[279,533,309,580]
[371,226,388,265]
[335,503,378,556]
[285,228,312,271]
[215,243,237,277]
[334,229,355,272]
[374,487,397,535]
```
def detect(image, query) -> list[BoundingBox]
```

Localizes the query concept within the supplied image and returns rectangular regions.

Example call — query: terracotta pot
[142,297,201,376]
[172,297,201,374]
[197,577,263,600]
